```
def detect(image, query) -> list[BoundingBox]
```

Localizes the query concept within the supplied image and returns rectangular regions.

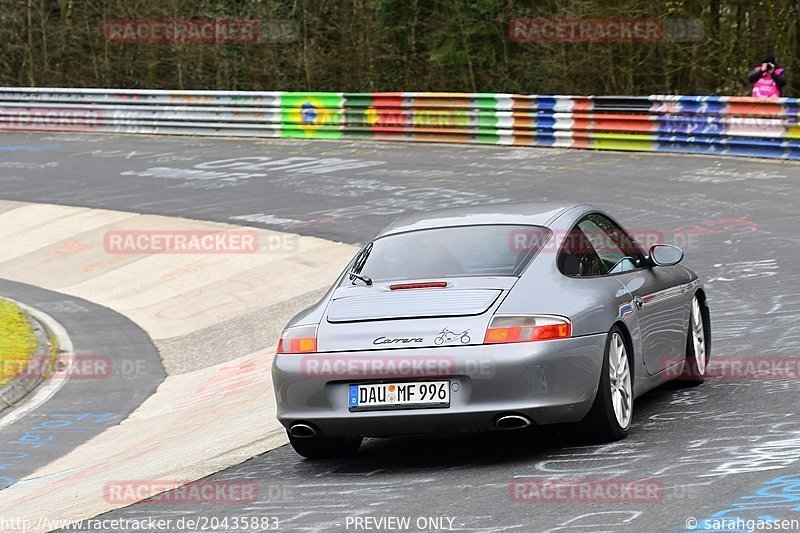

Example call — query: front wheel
[582,326,633,442]
[288,433,362,459]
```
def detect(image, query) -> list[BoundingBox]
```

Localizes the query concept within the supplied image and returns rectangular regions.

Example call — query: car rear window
[345,224,551,283]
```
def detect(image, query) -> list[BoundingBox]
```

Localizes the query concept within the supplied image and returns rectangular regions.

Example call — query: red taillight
[277,324,318,354]
[484,316,571,344]
[390,282,448,290]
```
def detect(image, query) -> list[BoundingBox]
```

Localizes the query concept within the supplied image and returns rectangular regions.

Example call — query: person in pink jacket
[747,54,786,98]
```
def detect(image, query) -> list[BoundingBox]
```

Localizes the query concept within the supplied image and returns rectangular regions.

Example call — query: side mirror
[649,244,684,267]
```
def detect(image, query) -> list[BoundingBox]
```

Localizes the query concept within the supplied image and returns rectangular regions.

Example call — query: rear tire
[582,326,633,442]
[678,295,708,386]
[288,432,362,459]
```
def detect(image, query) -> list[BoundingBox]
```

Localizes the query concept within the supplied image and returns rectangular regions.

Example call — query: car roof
[378,202,592,237]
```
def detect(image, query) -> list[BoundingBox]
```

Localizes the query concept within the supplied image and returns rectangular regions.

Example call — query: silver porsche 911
[272,203,710,458]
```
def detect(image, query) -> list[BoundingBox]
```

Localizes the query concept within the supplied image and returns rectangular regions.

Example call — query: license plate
[348,381,450,411]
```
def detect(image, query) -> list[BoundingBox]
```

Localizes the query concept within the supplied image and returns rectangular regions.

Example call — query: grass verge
[0,298,38,388]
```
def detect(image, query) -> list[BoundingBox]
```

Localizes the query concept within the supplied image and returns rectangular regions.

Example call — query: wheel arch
[611,320,635,384]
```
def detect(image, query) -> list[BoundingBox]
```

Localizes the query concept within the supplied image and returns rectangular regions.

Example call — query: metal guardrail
[1,88,799,159]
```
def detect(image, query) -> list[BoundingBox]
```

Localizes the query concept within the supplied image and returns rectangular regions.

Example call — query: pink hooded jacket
[751,66,784,98]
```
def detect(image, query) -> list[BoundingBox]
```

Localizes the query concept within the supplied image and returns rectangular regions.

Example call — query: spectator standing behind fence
[747,54,786,98]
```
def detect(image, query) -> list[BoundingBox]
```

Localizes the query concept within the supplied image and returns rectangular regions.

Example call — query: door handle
[634,296,644,310]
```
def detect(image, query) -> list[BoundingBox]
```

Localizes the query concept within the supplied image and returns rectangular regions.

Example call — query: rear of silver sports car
[272,224,608,439]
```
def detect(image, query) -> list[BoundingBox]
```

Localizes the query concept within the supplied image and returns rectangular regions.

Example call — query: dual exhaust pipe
[290,414,530,437]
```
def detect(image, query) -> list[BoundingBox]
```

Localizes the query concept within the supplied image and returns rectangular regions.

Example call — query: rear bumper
[271,333,607,437]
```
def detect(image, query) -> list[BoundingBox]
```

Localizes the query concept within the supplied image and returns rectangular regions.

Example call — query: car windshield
[345,224,551,284]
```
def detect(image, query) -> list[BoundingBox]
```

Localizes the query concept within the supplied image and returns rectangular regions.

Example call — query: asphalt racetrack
[1,132,799,532]
[0,279,164,490]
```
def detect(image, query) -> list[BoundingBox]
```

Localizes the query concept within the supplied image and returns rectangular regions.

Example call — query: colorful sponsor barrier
[1,88,798,159]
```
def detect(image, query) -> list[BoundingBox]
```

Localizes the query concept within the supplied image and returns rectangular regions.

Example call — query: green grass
[0,299,38,387]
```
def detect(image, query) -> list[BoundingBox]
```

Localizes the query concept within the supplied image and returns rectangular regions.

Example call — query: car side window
[558,214,642,277]
[557,226,607,277]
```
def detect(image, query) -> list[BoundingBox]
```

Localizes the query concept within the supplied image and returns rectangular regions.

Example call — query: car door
[574,213,689,375]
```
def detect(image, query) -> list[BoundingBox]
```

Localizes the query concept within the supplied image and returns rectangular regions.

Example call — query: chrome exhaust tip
[495,414,532,430]
[289,423,318,438]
